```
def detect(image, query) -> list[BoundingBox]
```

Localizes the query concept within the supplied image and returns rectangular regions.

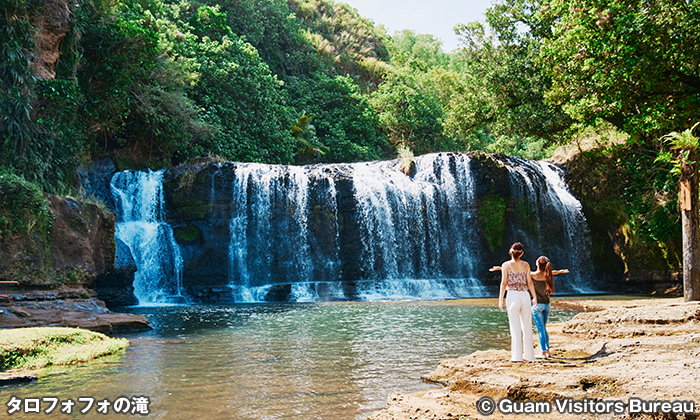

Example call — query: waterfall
[227,163,344,302]
[351,154,486,300]
[105,152,597,304]
[502,157,595,293]
[111,170,187,305]
[219,154,486,302]
[537,161,596,292]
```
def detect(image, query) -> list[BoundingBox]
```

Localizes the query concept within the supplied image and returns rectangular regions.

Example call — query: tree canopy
[541,0,700,140]
[0,0,698,192]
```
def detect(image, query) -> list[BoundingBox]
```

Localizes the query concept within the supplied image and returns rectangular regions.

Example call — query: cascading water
[227,164,324,302]
[352,154,486,300]
[111,170,187,305]
[502,157,595,293]
[105,152,598,304]
[221,154,487,302]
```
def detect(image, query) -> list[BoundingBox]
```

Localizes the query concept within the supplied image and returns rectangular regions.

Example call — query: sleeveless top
[533,279,550,304]
[506,271,528,292]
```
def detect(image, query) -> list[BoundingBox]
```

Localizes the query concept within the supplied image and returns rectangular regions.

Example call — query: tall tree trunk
[679,149,700,301]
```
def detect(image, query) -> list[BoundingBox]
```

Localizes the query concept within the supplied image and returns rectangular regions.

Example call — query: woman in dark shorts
[531,256,568,358]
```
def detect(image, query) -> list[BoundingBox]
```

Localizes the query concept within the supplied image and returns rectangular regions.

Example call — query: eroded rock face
[48,195,115,282]
[32,0,72,80]
[50,196,137,306]
[0,195,118,286]
[0,191,137,308]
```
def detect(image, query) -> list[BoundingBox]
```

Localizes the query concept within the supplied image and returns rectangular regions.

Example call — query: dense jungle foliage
[1,0,698,275]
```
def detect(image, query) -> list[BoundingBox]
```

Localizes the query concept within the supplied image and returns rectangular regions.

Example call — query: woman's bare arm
[498,263,508,312]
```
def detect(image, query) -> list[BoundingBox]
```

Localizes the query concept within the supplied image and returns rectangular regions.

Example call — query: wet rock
[91,267,137,307]
[0,297,150,333]
[265,284,292,302]
[0,372,38,385]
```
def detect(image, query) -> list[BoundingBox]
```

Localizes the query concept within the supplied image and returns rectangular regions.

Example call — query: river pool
[3,300,578,419]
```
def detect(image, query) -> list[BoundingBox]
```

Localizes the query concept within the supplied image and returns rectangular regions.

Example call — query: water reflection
[3,302,577,419]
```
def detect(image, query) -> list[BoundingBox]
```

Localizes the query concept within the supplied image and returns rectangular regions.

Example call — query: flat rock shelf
[368,298,700,420]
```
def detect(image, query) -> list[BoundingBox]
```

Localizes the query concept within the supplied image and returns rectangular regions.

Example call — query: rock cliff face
[0,194,136,306]
[562,148,684,296]
[32,0,72,80]
[48,195,114,281]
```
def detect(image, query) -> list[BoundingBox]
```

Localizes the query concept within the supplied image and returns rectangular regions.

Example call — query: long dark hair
[537,256,554,296]
[509,242,524,260]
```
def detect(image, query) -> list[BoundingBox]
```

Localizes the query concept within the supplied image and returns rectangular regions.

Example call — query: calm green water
[3,301,577,419]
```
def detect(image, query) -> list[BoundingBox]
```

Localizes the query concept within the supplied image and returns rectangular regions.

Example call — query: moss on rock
[0,327,128,371]
[478,194,507,253]
[174,224,201,242]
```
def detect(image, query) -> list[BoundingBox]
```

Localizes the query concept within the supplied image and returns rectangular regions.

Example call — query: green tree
[658,123,700,301]
[538,1,700,293]
[78,0,210,168]
[194,0,392,163]
[541,0,700,140]
[289,0,390,87]
[387,30,450,69]
[0,0,85,191]
[291,113,330,163]
[203,0,323,78]
[285,73,388,162]
[183,32,296,164]
[87,0,298,165]
[450,0,574,151]
[0,0,37,166]
[369,69,447,155]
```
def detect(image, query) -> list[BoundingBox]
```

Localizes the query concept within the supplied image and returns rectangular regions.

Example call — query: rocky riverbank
[0,288,150,334]
[368,298,700,420]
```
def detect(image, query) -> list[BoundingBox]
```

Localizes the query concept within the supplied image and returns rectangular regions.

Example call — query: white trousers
[506,290,535,361]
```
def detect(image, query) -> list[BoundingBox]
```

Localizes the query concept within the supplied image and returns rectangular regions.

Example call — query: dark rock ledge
[0,372,38,385]
[0,289,150,334]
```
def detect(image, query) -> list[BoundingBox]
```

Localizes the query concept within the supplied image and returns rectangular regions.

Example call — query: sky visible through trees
[340,0,494,51]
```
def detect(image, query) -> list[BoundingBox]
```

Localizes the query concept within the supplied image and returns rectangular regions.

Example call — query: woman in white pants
[497,242,538,362]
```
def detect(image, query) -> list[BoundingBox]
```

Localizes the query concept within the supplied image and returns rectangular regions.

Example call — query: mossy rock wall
[0,193,119,289]
[563,144,683,294]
